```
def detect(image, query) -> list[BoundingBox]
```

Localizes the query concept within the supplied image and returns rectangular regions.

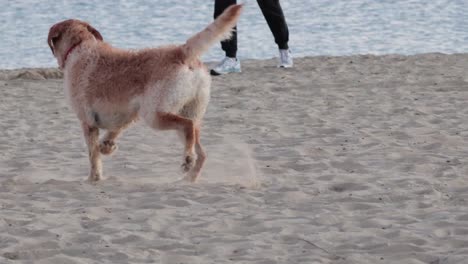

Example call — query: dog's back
[76,4,243,117]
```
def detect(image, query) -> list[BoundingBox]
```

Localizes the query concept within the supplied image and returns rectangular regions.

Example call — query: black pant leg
[257,0,289,49]
[214,0,237,58]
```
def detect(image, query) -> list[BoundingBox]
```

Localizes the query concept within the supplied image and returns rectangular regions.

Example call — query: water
[2,0,468,69]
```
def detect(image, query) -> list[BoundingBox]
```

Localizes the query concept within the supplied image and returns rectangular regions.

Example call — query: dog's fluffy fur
[47,5,243,182]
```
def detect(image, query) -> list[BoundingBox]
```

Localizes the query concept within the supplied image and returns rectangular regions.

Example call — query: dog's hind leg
[154,112,196,172]
[82,123,102,182]
[185,126,206,182]
[177,94,209,181]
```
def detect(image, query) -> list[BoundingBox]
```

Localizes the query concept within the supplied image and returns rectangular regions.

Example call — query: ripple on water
[2,1,468,68]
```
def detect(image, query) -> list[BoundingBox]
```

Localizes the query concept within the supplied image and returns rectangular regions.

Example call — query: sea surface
[2,0,468,69]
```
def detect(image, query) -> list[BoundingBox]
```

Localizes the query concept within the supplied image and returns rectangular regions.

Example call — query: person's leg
[214,0,237,58]
[257,0,289,50]
[212,0,242,75]
[257,0,293,68]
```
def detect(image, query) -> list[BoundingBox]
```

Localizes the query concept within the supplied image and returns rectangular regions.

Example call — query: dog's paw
[183,171,200,183]
[87,172,102,183]
[181,155,195,172]
[99,140,117,155]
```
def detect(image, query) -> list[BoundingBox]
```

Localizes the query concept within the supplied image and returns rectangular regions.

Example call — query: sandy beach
[1,54,468,263]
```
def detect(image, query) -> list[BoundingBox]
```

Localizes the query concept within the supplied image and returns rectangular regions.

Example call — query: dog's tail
[182,4,242,61]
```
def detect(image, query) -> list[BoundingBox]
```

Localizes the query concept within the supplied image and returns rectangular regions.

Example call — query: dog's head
[47,19,103,69]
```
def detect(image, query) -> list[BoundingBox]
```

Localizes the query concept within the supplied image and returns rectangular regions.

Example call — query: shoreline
[2,52,467,80]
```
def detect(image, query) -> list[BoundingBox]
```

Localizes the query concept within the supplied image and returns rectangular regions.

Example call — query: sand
[1,53,468,263]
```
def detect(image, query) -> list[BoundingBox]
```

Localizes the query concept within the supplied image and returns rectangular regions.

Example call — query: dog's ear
[47,35,55,54]
[47,26,61,55]
[87,24,103,41]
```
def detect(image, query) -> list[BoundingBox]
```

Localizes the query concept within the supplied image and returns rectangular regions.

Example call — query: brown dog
[47,5,242,182]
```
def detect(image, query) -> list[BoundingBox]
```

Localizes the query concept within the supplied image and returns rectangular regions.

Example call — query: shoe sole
[210,69,241,76]
[210,69,222,76]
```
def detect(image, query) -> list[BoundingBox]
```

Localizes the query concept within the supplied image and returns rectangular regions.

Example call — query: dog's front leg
[82,123,102,181]
[99,129,122,155]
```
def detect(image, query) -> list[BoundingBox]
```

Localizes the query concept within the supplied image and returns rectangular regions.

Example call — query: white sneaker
[278,49,293,68]
[210,57,241,75]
